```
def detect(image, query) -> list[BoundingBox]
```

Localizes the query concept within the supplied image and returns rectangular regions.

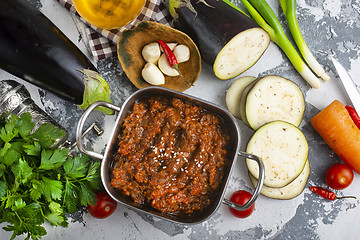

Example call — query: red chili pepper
[309,186,356,201]
[157,40,193,86]
[345,105,360,130]
[158,40,178,68]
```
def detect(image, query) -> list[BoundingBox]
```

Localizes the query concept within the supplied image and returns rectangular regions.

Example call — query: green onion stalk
[240,0,326,88]
[280,0,330,81]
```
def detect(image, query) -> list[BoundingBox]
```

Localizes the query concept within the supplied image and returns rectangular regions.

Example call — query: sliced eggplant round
[168,0,270,80]
[244,75,305,130]
[249,159,310,199]
[226,76,257,119]
[239,78,260,127]
[213,28,270,79]
[246,121,308,188]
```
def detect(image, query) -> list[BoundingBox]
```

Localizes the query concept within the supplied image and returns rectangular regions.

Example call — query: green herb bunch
[0,113,101,239]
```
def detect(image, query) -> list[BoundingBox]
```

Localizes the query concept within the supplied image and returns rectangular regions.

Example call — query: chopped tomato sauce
[111,96,230,215]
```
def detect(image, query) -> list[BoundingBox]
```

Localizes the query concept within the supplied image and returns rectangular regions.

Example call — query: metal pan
[76,86,264,224]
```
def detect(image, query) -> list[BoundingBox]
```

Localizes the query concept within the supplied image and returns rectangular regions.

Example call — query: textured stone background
[1,0,360,239]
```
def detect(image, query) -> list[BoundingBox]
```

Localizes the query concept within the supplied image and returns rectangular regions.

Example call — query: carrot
[311,100,360,174]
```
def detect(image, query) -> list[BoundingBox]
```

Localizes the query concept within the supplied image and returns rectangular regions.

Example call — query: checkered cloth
[56,0,172,60]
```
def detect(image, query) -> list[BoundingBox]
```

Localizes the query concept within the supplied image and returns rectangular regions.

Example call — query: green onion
[280,0,330,81]
[240,0,325,88]
[222,0,248,16]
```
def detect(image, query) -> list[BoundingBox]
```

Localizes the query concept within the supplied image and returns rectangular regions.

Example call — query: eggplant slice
[246,121,309,188]
[226,76,257,119]
[244,75,305,130]
[249,159,310,200]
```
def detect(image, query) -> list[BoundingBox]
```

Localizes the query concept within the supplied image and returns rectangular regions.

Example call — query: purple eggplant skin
[170,0,261,65]
[0,0,96,105]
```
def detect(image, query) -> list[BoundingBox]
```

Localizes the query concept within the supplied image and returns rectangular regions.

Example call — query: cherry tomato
[88,191,117,219]
[325,163,354,190]
[228,190,255,218]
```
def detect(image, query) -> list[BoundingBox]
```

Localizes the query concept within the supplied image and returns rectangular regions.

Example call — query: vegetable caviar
[0,113,101,239]
[111,96,230,215]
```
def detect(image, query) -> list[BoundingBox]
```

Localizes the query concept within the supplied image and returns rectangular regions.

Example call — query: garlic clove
[158,54,179,76]
[173,44,190,63]
[160,42,177,52]
[141,62,165,85]
[142,42,161,64]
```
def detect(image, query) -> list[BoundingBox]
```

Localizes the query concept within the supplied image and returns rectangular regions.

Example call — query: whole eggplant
[0,0,112,112]
[166,0,270,80]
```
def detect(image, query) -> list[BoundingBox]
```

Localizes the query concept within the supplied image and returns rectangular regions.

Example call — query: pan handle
[76,101,121,160]
[222,151,265,211]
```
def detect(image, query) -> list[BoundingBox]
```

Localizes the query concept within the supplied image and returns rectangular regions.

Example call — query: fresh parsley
[0,113,101,239]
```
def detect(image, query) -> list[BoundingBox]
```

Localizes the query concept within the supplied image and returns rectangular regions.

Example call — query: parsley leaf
[0,114,102,239]
[0,163,6,178]
[12,158,33,185]
[41,177,63,201]
[63,180,80,213]
[3,203,47,239]
[79,182,97,206]
[17,113,35,138]
[0,180,7,199]
[29,180,42,202]
[39,148,68,170]
[0,115,19,143]
[85,160,102,190]
[63,155,89,179]
[0,141,24,166]
[23,142,41,157]
[29,124,67,149]
[45,212,65,226]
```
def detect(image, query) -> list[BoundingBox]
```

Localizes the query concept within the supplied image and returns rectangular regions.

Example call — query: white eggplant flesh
[246,121,308,188]
[226,76,257,119]
[239,78,259,127]
[214,28,270,80]
[245,75,305,130]
[249,159,310,200]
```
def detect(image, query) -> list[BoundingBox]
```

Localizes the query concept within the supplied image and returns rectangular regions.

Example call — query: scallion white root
[240,0,327,88]
[280,0,330,82]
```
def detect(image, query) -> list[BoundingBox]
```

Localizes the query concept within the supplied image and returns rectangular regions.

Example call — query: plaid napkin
[56,0,172,60]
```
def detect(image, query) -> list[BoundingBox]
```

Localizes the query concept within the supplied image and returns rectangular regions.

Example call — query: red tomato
[228,190,255,218]
[325,163,354,190]
[88,191,117,219]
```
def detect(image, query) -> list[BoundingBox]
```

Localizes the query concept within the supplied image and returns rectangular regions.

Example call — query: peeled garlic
[158,54,179,76]
[142,42,161,64]
[141,62,165,85]
[173,44,190,63]
[160,42,177,52]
